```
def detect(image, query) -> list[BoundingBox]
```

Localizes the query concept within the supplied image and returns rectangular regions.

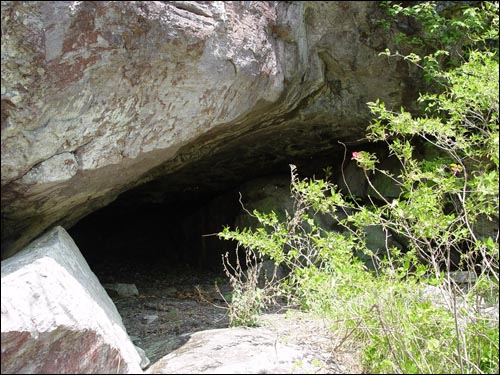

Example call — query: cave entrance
[68,141,347,285]
[64,141,355,364]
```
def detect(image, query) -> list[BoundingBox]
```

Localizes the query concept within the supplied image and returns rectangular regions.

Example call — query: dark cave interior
[68,188,242,278]
[67,143,350,282]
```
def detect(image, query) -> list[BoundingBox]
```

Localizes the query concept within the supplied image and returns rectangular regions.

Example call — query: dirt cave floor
[91,259,363,373]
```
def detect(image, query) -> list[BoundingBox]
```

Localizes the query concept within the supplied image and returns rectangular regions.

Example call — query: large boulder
[1,226,144,373]
[1,1,423,257]
[147,326,323,374]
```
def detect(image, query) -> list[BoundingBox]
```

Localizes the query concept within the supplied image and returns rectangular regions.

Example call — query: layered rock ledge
[1,1,421,257]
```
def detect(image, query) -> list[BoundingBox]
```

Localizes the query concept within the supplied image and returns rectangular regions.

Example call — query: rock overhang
[1,1,424,258]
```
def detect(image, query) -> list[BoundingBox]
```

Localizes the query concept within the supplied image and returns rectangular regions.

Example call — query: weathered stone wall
[1,1,423,258]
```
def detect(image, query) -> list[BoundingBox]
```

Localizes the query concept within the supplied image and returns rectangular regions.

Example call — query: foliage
[220,248,263,327]
[379,1,498,82]
[219,243,283,327]
[218,1,498,373]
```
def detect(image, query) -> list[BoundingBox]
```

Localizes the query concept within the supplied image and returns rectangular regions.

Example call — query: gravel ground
[91,260,363,373]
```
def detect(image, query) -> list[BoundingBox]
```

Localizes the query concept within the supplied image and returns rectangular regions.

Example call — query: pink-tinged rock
[1,226,143,374]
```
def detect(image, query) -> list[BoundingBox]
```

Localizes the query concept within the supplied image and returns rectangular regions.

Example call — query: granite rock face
[1,1,422,257]
[0,226,144,373]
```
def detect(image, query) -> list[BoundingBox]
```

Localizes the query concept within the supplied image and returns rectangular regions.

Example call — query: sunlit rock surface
[0,226,144,373]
